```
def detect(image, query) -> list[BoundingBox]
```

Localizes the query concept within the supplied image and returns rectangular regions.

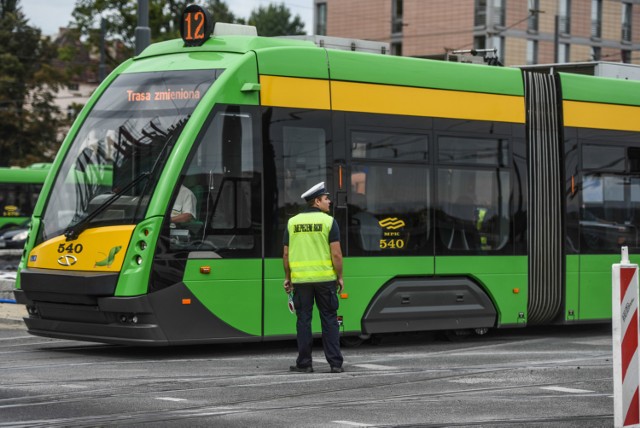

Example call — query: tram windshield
[39,69,220,242]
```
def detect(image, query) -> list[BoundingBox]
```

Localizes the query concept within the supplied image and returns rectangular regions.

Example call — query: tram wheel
[340,335,366,347]
[444,329,473,342]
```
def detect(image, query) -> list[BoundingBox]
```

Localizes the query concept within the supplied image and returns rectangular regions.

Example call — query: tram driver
[171,185,197,224]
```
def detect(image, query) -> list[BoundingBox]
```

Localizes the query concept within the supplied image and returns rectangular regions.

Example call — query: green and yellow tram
[0,163,50,230]
[13,6,640,345]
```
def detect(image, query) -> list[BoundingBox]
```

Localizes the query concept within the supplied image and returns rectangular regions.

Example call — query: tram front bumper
[14,288,170,345]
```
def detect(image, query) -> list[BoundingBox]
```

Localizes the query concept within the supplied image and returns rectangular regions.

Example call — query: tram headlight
[118,314,139,324]
[139,241,147,250]
[135,255,143,265]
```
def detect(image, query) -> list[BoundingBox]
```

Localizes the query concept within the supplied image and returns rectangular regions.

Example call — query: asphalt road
[0,322,614,427]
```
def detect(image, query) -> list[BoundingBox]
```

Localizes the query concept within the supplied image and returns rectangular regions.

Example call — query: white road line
[155,397,187,402]
[571,339,611,346]
[333,421,374,427]
[540,386,594,394]
[354,363,398,370]
[0,336,33,341]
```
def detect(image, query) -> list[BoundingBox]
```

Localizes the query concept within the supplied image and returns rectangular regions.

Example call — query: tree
[248,3,305,37]
[0,0,65,166]
[71,0,238,65]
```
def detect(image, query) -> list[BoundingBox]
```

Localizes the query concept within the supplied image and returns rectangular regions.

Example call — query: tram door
[156,105,264,340]
[262,108,333,337]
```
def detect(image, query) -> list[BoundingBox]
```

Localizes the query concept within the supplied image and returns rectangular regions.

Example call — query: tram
[13,5,640,345]
[0,163,50,230]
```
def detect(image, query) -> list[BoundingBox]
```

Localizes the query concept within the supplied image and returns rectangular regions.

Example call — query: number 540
[379,239,405,249]
[57,243,83,253]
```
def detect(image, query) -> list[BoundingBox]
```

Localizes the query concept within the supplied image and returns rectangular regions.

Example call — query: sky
[21,0,314,36]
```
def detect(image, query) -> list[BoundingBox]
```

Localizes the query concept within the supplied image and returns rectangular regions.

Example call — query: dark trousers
[292,281,343,368]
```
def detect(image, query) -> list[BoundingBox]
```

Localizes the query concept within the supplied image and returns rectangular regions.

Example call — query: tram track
[0,352,612,427]
[0,329,614,426]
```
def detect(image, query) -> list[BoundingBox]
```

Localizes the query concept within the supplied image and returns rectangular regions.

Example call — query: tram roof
[134,33,524,97]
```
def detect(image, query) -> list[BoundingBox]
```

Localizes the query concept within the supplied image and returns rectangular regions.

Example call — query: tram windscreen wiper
[63,117,189,241]
[63,172,151,241]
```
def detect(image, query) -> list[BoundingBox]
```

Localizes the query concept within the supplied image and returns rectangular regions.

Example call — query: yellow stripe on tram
[260,75,330,110]
[259,75,525,123]
[563,100,640,131]
[331,81,525,123]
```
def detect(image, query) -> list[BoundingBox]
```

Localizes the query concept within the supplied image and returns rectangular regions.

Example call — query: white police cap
[301,181,329,201]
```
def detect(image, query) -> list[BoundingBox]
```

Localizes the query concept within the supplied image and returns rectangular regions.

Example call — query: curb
[0,277,26,327]
[0,303,27,327]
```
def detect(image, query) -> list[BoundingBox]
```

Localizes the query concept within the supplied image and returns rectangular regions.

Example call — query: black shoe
[290,365,313,373]
[330,366,344,373]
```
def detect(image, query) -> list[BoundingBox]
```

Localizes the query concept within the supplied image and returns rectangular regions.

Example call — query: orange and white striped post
[613,246,640,427]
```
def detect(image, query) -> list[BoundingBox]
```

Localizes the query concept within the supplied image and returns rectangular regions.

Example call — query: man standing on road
[283,182,344,373]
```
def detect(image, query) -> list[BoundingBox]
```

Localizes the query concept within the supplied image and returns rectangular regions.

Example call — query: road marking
[60,384,88,389]
[333,421,374,427]
[571,339,611,346]
[540,386,594,394]
[449,377,501,384]
[156,397,187,402]
[0,336,33,341]
[354,363,397,370]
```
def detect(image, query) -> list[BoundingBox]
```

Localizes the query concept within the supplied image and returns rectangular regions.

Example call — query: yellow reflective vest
[287,211,337,284]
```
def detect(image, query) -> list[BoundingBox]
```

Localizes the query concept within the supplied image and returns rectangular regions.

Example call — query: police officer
[283,182,344,373]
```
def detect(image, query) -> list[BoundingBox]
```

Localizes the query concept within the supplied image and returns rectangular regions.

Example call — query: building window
[474,36,486,50]
[492,0,506,27]
[391,42,402,56]
[622,2,632,42]
[490,35,504,62]
[559,0,571,34]
[558,43,570,63]
[526,39,538,64]
[622,49,631,63]
[591,46,601,61]
[528,0,539,32]
[475,0,487,27]
[591,0,602,38]
[315,2,327,36]
[392,0,403,34]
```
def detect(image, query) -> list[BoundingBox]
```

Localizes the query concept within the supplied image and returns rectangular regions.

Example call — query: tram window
[164,106,260,256]
[582,144,625,171]
[263,108,331,258]
[348,164,430,256]
[438,136,508,166]
[282,126,327,210]
[629,147,640,173]
[437,168,510,252]
[351,131,428,161]
[0,183,28,217]
[581,173,638,251]
[580,142,640,253]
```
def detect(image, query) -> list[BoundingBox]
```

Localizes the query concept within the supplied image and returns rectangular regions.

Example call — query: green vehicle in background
[0,163,50,231]
[12,5,640,345]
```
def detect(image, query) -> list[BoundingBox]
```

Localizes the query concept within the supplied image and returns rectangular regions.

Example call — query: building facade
[313,0,640,66]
